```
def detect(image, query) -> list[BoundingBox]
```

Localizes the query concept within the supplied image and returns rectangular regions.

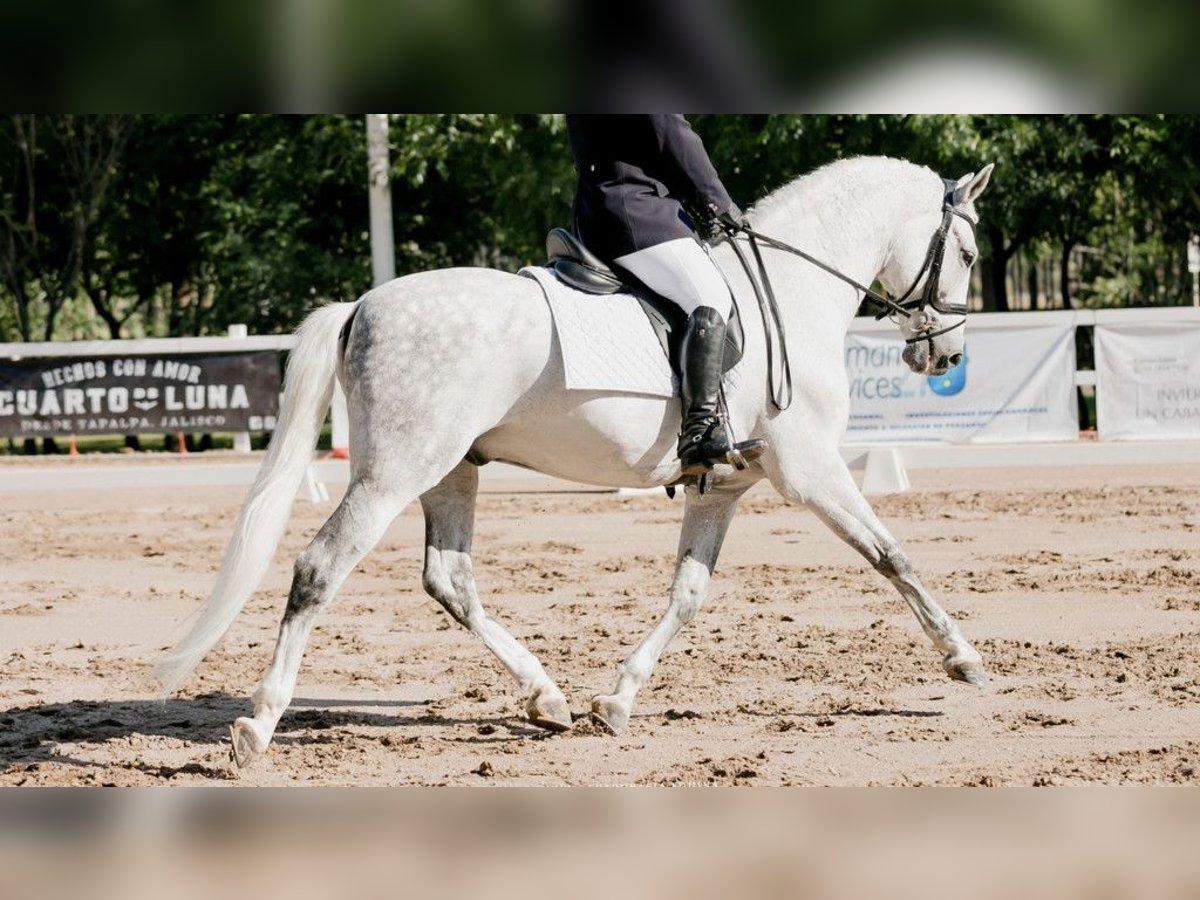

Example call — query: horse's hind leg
[229,478,408,767]
[420,461,572,731]
[591,481,747,734]
[770,455,986,685]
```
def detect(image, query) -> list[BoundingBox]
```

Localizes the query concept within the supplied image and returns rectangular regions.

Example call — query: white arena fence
[1,308,1198,496]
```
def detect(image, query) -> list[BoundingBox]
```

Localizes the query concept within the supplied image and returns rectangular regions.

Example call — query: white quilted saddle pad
[519,265,678,398]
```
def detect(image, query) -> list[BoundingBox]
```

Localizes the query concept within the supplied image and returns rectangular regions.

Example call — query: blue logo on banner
[927,348,967,396]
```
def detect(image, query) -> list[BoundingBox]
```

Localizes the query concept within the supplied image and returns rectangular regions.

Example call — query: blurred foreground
[3,788,1199,900]
[2,0,1197,109]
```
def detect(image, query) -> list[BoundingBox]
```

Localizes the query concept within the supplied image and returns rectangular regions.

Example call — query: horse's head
[878,164,994,377]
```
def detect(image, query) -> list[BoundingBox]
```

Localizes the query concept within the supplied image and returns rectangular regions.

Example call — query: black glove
[710,202,747,235]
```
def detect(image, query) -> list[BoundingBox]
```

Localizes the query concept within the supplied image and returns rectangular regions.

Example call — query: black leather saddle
[544,227,744,376]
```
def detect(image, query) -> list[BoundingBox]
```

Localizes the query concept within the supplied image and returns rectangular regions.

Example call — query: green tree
[0,114,131,341]
[199,115,371,335]
[388,113,573,273]
[81,115,229,338]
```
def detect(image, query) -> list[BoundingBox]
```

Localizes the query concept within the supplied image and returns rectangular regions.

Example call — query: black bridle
[878,197,977,339]
[716,183,977,411]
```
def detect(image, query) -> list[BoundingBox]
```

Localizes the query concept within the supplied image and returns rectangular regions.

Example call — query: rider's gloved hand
[711,203,747,235]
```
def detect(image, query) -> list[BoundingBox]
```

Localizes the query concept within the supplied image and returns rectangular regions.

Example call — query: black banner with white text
[0,351,281,438]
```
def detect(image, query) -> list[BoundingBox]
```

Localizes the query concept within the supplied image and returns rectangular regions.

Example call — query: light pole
[331,114,397,461]
[1189,235,1199,308]
[366,113,396,287]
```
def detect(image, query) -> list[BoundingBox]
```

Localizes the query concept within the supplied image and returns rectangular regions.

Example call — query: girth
[544,228,744,377]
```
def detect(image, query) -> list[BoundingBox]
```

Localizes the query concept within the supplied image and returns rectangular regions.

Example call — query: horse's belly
[474,393,682,488]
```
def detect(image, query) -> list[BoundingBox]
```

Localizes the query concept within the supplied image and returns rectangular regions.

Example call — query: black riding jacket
[566,114,737,262]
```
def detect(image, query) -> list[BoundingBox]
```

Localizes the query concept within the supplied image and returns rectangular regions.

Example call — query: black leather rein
[728,201,977,343]
[710,192,977,413]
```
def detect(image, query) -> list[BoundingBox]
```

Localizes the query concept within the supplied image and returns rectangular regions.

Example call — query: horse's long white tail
[154,301,358,693]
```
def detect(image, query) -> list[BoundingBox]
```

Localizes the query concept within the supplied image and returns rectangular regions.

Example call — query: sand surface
[2,461,1199,786]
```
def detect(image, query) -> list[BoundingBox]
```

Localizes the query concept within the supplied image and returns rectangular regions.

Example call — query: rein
[733,206,977,337]
[719,234,794,412]
[714,196,977,410]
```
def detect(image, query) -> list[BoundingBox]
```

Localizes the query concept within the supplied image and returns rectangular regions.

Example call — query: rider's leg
[676,306,751,474]
[614,237,734,319]
[614,238,766,474]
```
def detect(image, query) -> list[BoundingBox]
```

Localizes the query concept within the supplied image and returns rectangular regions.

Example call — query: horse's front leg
[770,454,986,685]
[591,480,748,734]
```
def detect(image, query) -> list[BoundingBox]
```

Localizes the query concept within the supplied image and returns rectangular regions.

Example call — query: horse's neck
[738,169,931,332]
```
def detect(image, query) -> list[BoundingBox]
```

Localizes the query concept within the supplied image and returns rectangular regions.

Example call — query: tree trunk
[983,224,1009,312]
[42,291,64,341]
[1027,257,1040,310]
[168,280,183,336]
[979,224,1008,309]
[1060,240,1075,309]
[1012,251,1022,309]
[84,286,122,339]
[11,278,33,342]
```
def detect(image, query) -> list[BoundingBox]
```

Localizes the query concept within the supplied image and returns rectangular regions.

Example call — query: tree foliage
[1,114,1197,342]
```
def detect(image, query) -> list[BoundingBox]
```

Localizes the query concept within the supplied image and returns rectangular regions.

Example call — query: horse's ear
[955,163,994,205]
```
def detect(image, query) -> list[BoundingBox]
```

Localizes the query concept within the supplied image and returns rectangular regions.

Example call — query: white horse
[156,155,994,768]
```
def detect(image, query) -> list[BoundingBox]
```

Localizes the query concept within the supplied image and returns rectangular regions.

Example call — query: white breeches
[615,238,733,319]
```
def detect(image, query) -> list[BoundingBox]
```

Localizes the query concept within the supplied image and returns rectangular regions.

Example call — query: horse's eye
[961,249,977,266]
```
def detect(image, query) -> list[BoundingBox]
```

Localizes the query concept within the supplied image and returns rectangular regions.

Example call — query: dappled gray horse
[156,156,994,767]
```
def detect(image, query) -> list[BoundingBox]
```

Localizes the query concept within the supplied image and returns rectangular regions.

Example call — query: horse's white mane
[750,155,944,231]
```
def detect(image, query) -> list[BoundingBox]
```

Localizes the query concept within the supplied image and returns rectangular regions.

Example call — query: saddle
[544,228,744,376]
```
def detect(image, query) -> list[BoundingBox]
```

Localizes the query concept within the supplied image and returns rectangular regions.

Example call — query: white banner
[843,319,1078,444]
[1095,316,1200,440]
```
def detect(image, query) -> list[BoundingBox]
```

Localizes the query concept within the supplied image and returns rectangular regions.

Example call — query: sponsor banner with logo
[843,320,1078,443]
[0,351,280,439]
[1095,317,1200,440]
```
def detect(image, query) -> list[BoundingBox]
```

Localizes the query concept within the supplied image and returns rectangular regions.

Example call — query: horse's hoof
[526,691,573,732]
[229,717,267,769]
[590,695,630,734]
[945,656,988,687]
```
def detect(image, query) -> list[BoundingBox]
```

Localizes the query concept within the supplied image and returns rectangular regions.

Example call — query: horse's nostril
[936,355,949,370]
[948,353,963,367]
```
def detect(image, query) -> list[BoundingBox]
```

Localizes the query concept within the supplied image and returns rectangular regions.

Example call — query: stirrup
[678,437,766,475]
[723,438,767,471]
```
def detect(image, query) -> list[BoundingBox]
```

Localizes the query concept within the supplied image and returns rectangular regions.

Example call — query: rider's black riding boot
[677,307,768,476]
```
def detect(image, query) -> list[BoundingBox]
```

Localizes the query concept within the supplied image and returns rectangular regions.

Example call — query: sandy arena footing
[1,462,1198,785]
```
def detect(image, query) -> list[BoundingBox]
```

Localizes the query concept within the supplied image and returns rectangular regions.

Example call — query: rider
[565,114,767,475]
